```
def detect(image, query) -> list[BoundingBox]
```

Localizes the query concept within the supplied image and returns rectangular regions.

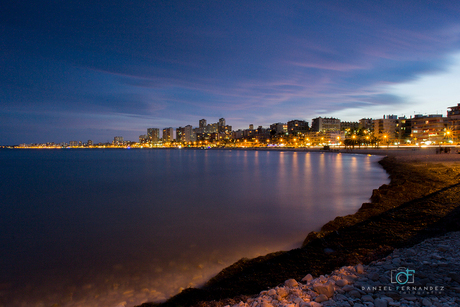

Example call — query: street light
[445,130,452,144]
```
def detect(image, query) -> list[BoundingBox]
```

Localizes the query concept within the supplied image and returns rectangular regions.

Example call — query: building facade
[447,103,460,143]
[270,122,287,135]
[287,120,309,135]
[411,114,446,144]
[311,117,341,132]
[113,136,124,146]
[147,128,160,143]
[162,128,174,143]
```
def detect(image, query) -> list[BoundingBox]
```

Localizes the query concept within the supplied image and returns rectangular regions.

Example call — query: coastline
[139,148,460,307]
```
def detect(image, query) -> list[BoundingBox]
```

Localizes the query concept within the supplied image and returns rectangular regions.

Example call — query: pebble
[233,231,460,307]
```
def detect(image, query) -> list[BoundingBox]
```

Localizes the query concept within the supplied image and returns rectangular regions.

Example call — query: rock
[322,299,336,306]
[313,282,334,298]
[362,295,374,302]
[277,287,289,298]
[294,297,303,304]
[309,302,322,307]
[335,279,348,287]
[374,298,388,307]
[285,278,298,288]
[261,302,273,307]
[315,294,328,303]
[356,264,364,274]
[392,258,401,265]
[302,274,313,282]
[369,272,380,281]
[448,273,460,283]
[267,289,277,296]
[348,290,361,298]
[342,285,355,292]
[422,298,432,306]
[431,254,443,260]
[334,293,347,300]
[438,245,450,252]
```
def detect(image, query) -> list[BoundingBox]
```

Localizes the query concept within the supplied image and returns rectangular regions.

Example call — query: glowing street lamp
[445,130,453,143]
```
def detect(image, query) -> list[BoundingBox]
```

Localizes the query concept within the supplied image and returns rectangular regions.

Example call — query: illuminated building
[162,128,174,142]
[287,120,309,135]
[311,117,341,132]
[411,114,446,144]
[147,128,160,144]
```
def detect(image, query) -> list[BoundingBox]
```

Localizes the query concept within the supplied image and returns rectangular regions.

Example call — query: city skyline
[11,102,458,146]
[2,1,460,144]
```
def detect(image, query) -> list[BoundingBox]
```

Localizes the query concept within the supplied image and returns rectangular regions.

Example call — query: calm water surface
[0,149,389,306]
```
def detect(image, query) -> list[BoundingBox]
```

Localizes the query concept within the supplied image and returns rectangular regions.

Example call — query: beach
[139,148,460,307]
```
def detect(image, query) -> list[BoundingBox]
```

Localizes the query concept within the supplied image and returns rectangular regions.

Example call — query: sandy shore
[139,148,460,307]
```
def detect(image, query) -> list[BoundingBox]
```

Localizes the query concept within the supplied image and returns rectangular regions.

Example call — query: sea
[0,148,389,307]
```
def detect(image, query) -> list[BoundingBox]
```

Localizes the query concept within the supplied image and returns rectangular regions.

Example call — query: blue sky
[1,0,460,144]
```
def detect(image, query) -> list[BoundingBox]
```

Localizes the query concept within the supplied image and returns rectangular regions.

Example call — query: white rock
[312,282,334,298]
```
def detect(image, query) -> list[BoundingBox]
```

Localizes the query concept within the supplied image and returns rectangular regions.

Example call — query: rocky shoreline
[220,231,460,307]
[139,149,460,307]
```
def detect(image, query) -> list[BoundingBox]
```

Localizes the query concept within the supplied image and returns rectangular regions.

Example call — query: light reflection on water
[0,149,389,307]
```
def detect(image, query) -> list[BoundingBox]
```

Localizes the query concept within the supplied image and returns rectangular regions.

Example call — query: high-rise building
[448,103,460,143]
[311,117,341,132]
[287,120,309,135]
[340,121,359,133]
[411,114,446,144]
[359,118,374,131]
[87,140,93,146]
[162,127,174,142]
[373,115,399,140]
[249,124,254,130]
[177,125,194,143]
[139,135,148,143]
[199,119,207,128]
[69,141,78,147]
[207,123,218,133]
[270,123,287,135]
[113,136,124,145]
[147,128,160,143]
[218,118,226,127]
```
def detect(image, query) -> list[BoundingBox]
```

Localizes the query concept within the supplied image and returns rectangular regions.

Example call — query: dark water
[0,149,388,306]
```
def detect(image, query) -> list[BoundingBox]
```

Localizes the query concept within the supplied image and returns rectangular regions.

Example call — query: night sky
[2,1,460,144]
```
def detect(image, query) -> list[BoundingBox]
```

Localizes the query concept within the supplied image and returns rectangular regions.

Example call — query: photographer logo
[391,267,415,285]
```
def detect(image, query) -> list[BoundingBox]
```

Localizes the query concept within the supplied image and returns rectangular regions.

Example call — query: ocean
[0,148,389,307]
